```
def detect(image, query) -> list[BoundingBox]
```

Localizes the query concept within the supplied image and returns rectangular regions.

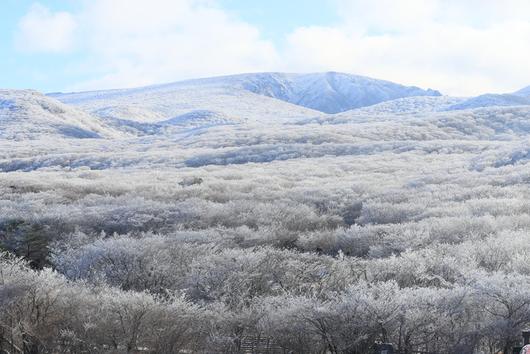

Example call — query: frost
[2,73,530,353]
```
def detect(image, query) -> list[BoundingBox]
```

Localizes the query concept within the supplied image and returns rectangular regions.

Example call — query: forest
[2,101,530,353]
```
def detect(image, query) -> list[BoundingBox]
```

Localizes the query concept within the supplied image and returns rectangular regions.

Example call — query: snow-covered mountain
[223,72,441,113]
[0,90,123,140]
[7,73,530,144]
[445,93,530,111]
[439,83,530,111]
[513,85,530,97]
[50,72,441,124]
[50,80,323,124]
[5,69,530,354]
[337,95,465,116]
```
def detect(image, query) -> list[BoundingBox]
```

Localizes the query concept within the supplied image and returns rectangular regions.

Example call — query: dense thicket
[2,105,530,353]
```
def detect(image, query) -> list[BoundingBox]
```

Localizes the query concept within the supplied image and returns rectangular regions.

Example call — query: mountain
[0,90,123,140]
[513,85,530,97]
[336,95,465,116]
[441,83,530,111]
[445,93,530,111]
[50,79,323,125]
[50,72,441,123]
[233,72,441,113]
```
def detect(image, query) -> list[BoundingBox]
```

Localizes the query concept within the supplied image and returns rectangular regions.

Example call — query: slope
[0,90,123,140]
[445,93,530,111]
[50,72,441,124]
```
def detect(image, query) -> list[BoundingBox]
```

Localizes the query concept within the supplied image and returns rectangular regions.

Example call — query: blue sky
[3,0,530,95]
[1,1,82,91]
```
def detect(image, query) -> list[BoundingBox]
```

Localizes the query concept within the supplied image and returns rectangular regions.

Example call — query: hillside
[446,93,530,110]
[50,72,441,124]
[0,90,122,140]
[514,85,530,97]
[50,77,325,124]
[332,95,465,116]
[223,72,442,113]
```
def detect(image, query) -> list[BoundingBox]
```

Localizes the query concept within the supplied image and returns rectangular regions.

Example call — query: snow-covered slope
[51,72,441,124]
[0,90,123,140]
[159,110,234,128]
[437,82,530,111]
[50,79,324,124]
[337,96,465,116]
[445,94,530,111]
[513,85,530,97]
[235,72,441,113]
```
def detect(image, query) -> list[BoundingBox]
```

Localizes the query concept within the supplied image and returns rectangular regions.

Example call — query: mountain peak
[210,71,442,114]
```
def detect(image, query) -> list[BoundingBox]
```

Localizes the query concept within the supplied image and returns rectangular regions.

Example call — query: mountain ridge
[50,72,442,116]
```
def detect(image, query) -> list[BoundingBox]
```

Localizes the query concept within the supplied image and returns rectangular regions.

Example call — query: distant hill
[513,85,530,97]
[224,72,441,113]
[445,93,530,111]
[0,90,122,140]
[50,72,441,123]
[337,96,465,116]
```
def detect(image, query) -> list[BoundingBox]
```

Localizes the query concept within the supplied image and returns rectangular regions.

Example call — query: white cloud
[281,0,530,95]
[15,3,76,53]
[68,0,279,90]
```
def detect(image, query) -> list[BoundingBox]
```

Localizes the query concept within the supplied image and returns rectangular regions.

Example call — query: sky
[2,0,530,96]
